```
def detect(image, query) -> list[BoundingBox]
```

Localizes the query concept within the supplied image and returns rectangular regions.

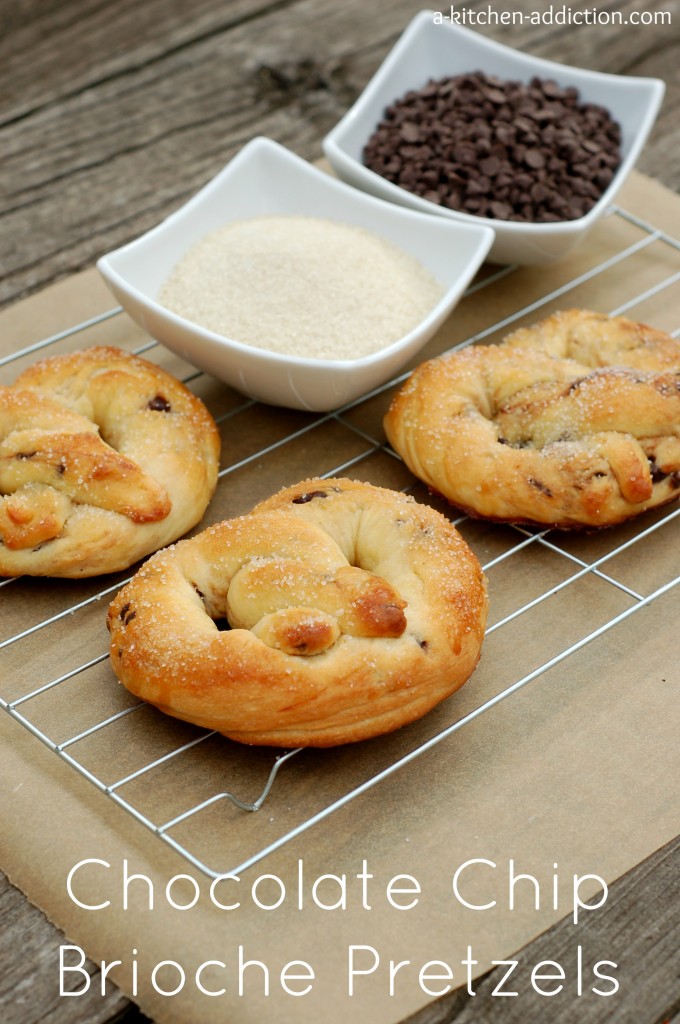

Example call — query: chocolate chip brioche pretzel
[107,478,488,747]
[0,347,220,576]
[385,310,680,529]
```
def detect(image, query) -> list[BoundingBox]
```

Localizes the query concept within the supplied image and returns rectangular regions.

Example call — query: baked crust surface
[0,347,220,576]
[107,478,488,747]
[384,310,680,528]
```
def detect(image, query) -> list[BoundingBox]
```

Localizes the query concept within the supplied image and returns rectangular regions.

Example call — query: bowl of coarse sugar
[97,137,494,411]
[322,9,664,265]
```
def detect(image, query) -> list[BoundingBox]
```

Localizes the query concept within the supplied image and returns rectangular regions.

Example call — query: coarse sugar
[159,215,443,360]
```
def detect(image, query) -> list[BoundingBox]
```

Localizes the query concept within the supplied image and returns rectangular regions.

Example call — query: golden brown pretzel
[0,347,220,577]
[384,310,680,529]
[503,308,680,371]
[107,478,488,747]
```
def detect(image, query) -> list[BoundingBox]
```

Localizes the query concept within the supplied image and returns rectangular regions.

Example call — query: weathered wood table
[1,1,679,1022]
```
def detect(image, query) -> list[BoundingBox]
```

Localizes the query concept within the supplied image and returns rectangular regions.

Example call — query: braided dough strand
[503,308,680,371]
[385,310,680,528]
[0,347,220,576]
[108,478,488,747]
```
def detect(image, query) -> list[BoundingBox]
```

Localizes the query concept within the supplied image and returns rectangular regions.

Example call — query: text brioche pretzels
[107,478,488,747]
[384,310,680,529]
[0,347,220,577]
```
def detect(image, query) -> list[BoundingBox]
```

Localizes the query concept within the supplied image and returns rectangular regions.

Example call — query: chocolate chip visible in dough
[292,490,328,504]
[650,460,667,483]
[147,394,172,412]
[528,478,553,496]
[118,602,137,626]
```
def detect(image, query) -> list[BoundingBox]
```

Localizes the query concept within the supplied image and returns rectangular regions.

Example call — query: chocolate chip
[292,490,328,504]
[362,70,621,224]
[524,149,546,169]
[16,451,37,460]
[147,394,172,412]
[490,200,512,219]
[596,168,615,189]
[480,155,501,177]
[530,182,550,203]
[528,478,553,496]
[400,122,421,143]
[119,602,131,621]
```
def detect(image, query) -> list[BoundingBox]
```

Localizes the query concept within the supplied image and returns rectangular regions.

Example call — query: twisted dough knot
[385,310,680,528]
[0,347,220,576]
[188,508,408,656]
[107,479,488,747]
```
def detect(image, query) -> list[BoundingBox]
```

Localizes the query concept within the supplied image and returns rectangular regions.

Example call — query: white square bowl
[323,10,665,265]
[97,137,494,411]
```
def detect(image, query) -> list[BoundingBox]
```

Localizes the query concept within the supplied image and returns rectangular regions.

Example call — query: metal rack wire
[1,203,679,880]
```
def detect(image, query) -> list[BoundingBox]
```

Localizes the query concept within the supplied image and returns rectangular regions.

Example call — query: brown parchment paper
[1,171,679,1024]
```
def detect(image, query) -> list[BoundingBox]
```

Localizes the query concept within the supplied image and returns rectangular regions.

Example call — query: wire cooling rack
[1,202,679,880]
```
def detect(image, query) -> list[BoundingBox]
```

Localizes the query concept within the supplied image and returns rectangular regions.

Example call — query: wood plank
[0,870,136,1024]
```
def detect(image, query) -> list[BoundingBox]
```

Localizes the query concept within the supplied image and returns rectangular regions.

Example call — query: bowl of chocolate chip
[323,10,664,264]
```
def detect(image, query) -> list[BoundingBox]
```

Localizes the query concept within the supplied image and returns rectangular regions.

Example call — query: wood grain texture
[1,2,679,1023]
[0,869,137,1024]
[1,0,679,308]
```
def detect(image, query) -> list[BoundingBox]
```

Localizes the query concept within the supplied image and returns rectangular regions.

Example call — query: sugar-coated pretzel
[384,310,680,529]
[107,478,488,747]
[0,347,220,577]
[503,308,680,372]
